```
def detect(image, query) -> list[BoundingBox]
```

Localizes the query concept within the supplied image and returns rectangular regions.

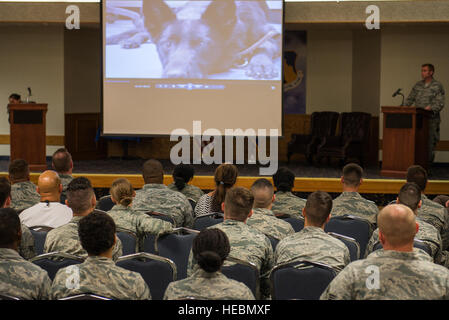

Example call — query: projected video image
[105,0,283,80]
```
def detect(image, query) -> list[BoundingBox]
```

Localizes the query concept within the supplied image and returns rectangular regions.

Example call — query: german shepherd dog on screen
[107,0,282,79]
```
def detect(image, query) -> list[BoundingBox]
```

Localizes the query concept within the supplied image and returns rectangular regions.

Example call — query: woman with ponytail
[167,164,204,202]
[163,228,255,300]
[194,163,238,217]
[107,178,173,249]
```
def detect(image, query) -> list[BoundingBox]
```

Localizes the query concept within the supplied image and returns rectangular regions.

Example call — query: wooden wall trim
[0,135,64,146]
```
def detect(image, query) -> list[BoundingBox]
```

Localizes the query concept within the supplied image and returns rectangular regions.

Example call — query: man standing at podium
[405,64,445,166]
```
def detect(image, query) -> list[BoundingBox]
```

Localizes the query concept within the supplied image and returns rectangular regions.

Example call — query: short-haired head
[224,187,254,222]
[52,148,73,173]
[406,165,427,192]
[378,204,416,247]
[398,182,421,213]
[342,163,363,187]
[8,94,21,104]
[422,63,435,73]
[142,159,164,184]
[66,177,95,214]
[250,178,274,209]
[37,170,61,195]
[79,211,116,256]
[172,164,194,191]
[8,159,30,182]
[0,178,11,208]
[304,191,333,227]
[192,228,230,273]
[272,167,295,192]
[211,163,238,213]
[0,208,21,248]
[110,178,134,207]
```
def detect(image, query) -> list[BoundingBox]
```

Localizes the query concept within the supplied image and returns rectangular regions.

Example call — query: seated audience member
[8,159,40,212]
[0,208,51,299]
[188,187,273,299]
[194,163,238,217]
[132,159,193,228]
[44,177,122,260]
[51,211,150,300]
[433,195,449,215]
[275,191,350,273]
[107,178,173,250]
[331,163,378,229]
[365,183,443,264]
[247,178,294,240]
[164,228,255,300]
[407,165,449,249]
[167,164,204,203]
[8,93,22,104]
[19,170,72,228]
[321,204,449,300]
[0,177,35,260]
[271,167,306,219]
[51,148,74,201]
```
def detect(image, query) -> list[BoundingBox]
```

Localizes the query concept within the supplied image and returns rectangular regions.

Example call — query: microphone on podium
[26,87,33,103]
[392,88,405,106]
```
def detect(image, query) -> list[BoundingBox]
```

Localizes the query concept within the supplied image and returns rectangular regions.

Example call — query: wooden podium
[7,103,48,172]
[381,106,431,177]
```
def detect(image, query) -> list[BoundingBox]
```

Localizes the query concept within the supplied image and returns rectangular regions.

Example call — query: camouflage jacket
[164,268,255,300]
[51,256,150,300]
[0,248,51,299]
[275,226,350,273]
[405,79,445,121]
[418,194,449,249]
[320,249,449,300]
[365,217,442,263]
[331,192,378,228]
[133,184,194,228]
[19,223,36,260]
[167,183,204,203]
[271,191,306,219]
[43,214,123,261]
[246,208,295,240]
[10,181,40,213]
[59,174,73,199]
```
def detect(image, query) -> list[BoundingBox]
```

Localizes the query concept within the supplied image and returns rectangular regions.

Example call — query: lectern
[7,103,48,171]
[381,106,431,178]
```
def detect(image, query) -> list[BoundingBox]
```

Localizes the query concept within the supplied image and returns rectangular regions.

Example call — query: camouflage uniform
[19,223,36,260]
[187,220,274,300]
[107,204,173,250]
[58,174,73,199]
[405,78,445,163]
[51,256,150,300]
[164,268,255,300]
[275,226,350,273]
[0,248,51,299]
[331,192,378,229]
[167,183,204,203]
[271,191,306,219]
[133,184,194,228]
[418,194,449,250]
[365,217,442,263]
[43,214,123,261]
[320,249,449,300]
[246,208,295,240]
[10,181,40,213]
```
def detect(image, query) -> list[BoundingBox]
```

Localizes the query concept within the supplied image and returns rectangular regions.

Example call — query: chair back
[117,252,177,300]
[340,112,371,142]
[193,212,224,231]
[116,231,137,255]
[146,211,176,225]
[276,215,304,233]
[30,252,84,280]
[188,198,196,211]
[97,195,115,212]
[221,257,259,298]
[270,260,336,300]
[267,235,279,251]
[29,226,53,256]
[328,232,360,261]
[373,239,432,257]
[313,111,340,137]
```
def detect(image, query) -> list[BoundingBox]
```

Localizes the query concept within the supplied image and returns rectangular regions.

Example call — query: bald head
[378,204,417,250]
[37,170,62,201]
[251,178,274,209]
[142,159,164,184]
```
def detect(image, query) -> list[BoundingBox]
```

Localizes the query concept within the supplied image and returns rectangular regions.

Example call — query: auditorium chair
[97,195,115,212]
[192,212,224,231]
[221,257,259,298]
[155,227,200,280]
[116,230,138,256]
[276,215,305,233]
[267,235,279,251]
[30,252,84,280]
[29,225,53,256]
[270,260,336,300]
[316,111,371,166]
[188,198,196,211]
[373,239,432,257]
[59,294,112,300]
[146,211,176,225]
[116,252,177,300]
[328,232,360,261]
[287,111,339,164]
[324,215,372,258]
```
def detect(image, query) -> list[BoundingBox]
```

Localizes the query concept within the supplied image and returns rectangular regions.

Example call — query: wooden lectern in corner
[7,103,48,172]
[381,106,431,178]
